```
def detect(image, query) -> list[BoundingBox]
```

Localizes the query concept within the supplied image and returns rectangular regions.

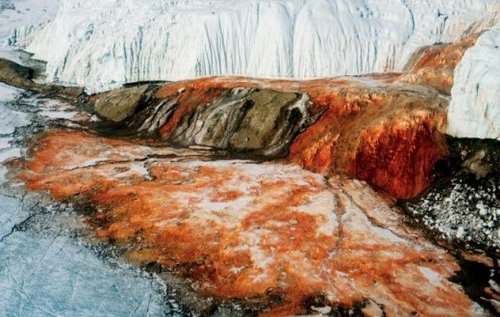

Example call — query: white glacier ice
[7,0,500,92]
[0,0,60,64]
[0,0,59,39]
[447,26,500,140]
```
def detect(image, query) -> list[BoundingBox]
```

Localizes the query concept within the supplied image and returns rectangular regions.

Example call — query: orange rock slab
[153,76,448,199]
[16,130,482,316]
[148,36,482,199]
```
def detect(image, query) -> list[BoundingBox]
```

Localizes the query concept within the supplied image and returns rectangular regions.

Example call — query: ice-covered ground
[7,0,499,92]
[447,26,500,140]
[0,83,185,317]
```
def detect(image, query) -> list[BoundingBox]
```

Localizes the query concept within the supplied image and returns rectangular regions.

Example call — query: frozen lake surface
[0,83,185,317]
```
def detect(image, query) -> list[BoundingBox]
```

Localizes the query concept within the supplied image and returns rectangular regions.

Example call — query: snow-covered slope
[447,26,500,140]
[8,0,499,92]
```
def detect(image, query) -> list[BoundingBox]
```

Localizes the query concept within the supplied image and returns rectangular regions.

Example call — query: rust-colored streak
[153,75,449,199]
[16,130,480,316]
[408,36,478,71]
[147,37,479,200]
[351,116,448,198]
[288,89,448,199]
[158,87,223,135]
[399,34,480,94]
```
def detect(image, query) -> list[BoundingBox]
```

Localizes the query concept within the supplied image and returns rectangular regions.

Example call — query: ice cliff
[8,0,499,92]
[0,0,59,39]
[447,26,500,140]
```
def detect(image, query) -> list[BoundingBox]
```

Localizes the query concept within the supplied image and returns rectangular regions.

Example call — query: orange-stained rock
[20,131,210,199]
[16,130,483,316]
[152,75,448,199]
[351,116,447,199]
[143,37,479,199]
[287,85,448,199]
[399,34,480,94]
[406,35,479,72]
[399,66,454,95]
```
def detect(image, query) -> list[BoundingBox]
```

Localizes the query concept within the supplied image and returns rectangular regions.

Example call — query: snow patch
[418,267,443,285]
[0,82,21,102]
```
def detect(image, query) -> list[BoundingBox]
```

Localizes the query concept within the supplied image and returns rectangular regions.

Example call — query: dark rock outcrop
[0,58,33,86]
[402,138,500,252]
[94,84,151,122]
[163,88,313,157]
[0,58,84,99]
[124,86,315,158]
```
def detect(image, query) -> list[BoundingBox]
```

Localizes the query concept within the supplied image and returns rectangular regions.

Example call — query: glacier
[7,0,500,92]
[0,0,59,39]
[447,26,500,140]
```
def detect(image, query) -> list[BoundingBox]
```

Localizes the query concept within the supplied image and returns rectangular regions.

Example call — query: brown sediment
[16,130,481,316]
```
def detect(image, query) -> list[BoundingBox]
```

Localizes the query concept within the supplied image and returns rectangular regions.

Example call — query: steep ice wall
[0,0,59,40]
[9,0,500,92]
[447,26,500,140]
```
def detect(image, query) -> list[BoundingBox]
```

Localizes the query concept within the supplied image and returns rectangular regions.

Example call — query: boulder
[94,85,150,122]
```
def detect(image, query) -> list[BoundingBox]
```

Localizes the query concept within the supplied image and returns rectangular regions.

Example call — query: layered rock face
[134,87,313,158]
[17,130,485,316]
[8,0,499,92]
[132,76,448,199]
[85,33,488,200]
